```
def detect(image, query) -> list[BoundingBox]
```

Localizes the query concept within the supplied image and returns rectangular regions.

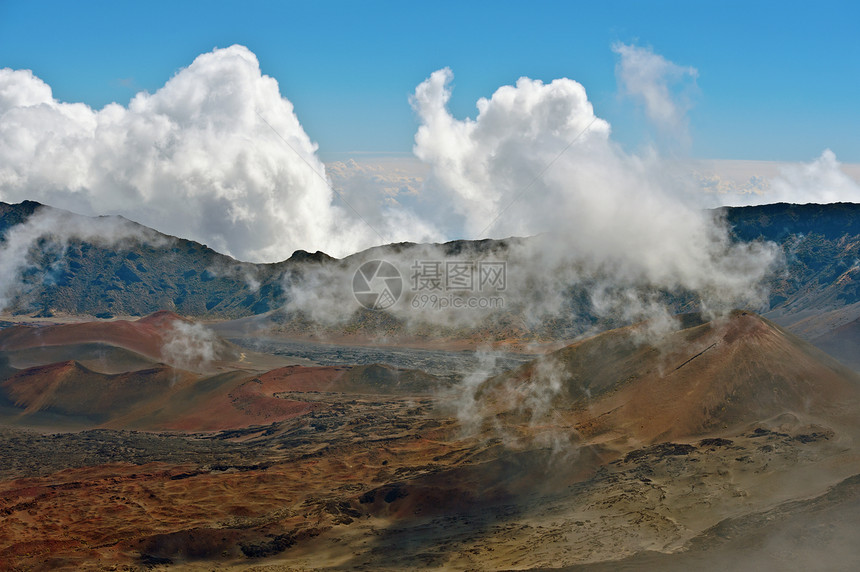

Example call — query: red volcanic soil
[0,359,436,432]
[158,364,441,431]
[0,346,438,431]
[252,364,351,393]
[483,311,860,444]
[0,360,196,426]
[0,361,340,431]
[3,311,860,570]
[158,366,350,431]
[0,425,469,571]
[0,310,187,361]
[255,363,442,396]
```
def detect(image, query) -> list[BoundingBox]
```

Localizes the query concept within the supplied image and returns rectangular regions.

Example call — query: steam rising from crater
[161,320,220,372]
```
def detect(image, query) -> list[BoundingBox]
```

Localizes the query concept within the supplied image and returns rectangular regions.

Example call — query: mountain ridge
[2,201,860,368]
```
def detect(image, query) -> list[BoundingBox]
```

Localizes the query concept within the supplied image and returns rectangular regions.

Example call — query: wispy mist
[613,42,698,144]
[161,320,221,372]
[0,207,165,312]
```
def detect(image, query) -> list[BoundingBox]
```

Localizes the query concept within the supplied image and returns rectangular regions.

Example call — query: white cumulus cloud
[0,45,388,262]
[411,67,611,238]
[284,61,782,333]
[1,44,788,330]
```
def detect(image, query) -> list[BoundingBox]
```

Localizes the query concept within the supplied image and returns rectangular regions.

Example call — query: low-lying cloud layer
[761,150,860,204]
[694,152,860,206]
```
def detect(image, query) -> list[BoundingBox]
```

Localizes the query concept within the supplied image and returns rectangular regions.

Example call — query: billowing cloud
[284,63,780,335]
[161,320,220,372]
[408,67,777,314]
[0,46,387,262]
[411,67,611,238]
[612,42,698,141]
[769,150,860,204]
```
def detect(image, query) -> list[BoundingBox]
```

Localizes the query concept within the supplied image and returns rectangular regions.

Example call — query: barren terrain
[0,311,858,570]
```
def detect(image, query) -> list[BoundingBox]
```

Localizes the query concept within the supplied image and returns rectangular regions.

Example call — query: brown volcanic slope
[0,360,197,429]
[0,311,252,371]
[2,342,162,374]
[258,362,445,395]
[0,358,449,432]
[554,472,860,572]
[0,310,315,377]
[478,310,860,445]
[1,311,860,570]
[0,311,182,359]
[147,366,347,432]
[149,364,448,431]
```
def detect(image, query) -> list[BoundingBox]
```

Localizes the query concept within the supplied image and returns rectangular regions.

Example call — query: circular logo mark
[352,260,403,310]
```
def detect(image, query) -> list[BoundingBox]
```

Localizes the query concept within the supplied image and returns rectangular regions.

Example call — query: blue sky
[1,0,858,162]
